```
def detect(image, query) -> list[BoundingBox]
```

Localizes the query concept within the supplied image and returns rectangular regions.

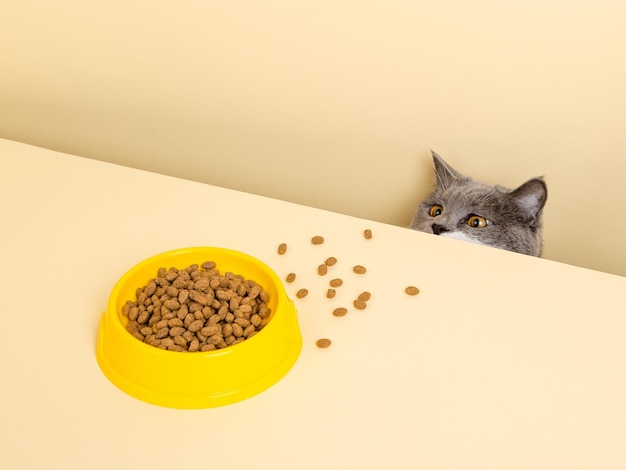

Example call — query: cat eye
[467,215,488,228]
[428,205,443,217]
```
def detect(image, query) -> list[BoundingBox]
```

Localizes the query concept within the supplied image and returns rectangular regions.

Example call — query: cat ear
[431,150,462,189]
[510,177,547,218]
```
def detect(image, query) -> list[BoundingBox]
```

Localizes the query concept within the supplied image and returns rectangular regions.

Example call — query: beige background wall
[2,1,625,277]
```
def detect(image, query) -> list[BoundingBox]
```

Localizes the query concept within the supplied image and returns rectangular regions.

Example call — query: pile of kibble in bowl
[123,261,271,352]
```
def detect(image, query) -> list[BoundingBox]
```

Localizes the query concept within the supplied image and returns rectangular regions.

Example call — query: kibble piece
[324,257,337,266]
[131,331,145,342]
[353,265,367,274]
[332,307,347,317]
[296,288,309,299]
[353,299,367,310]
[357,291,371,302]
[329,278,343,287]
[311,235,325,245]
[316,338,332,348]
[317,264,328,276]
[405,286,420,296]
[285,272,296,283]
[277,243,287,255]
[326,288,336,299]
[364,229,373,239]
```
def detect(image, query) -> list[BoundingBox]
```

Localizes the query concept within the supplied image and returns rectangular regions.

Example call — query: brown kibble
[155,327,170,339]
[232,323,244,337]
[357,291,371,302]
[131,331,145,342]
[277,243,287,255]
[353,265,367,274]
[296,288,309,298]
[316,338,332,348]
[128,306,139,321]
[405,286,420,296]
[317,264,328,276]
[286,272,296,283]
[364,229,373,239]
[187,319,204,332]
[326,288,336,299]
[329,278,343,287]
[332,307,348,317]
[324,257,337,266]
[124,261,271,351]
[311,235,325,245]
[353,299,367,310]
[188,339,200,352]
[200,325,220,337]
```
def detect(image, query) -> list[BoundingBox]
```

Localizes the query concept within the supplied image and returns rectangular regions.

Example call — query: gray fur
[410,151,547,256]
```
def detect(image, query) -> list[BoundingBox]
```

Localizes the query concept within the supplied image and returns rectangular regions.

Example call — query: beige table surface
[2,138,625,469]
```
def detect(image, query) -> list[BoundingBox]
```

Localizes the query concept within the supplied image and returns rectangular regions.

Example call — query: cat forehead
[435,180,505,204]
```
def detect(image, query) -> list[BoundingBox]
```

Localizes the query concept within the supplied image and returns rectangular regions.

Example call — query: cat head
[410,151,547,256]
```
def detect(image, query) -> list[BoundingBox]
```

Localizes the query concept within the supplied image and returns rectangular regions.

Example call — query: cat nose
[431,224,449,235]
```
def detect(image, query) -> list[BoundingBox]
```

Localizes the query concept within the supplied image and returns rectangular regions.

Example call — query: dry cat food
[316,338,332,348]
[277,230,421,349]
[352,265,367,274]
[324,257,337,266]
[405,286,420,296]
[277,243,287,255]
[122,261,271,352]
[332,307,348,317]
[329,278,343,287]
[311,236,325,245]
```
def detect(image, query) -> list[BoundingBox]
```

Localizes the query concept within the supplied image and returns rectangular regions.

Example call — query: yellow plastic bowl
[96,247,302,409]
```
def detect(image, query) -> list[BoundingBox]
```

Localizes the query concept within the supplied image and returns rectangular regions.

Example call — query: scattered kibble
[316,338,332,348]
[405,286,420,296]
[311,236,325,245]
[332,307,348,317]
[278,232,422,352]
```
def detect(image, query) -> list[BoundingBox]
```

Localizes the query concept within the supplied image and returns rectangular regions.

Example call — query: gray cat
[410,151,547,256]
